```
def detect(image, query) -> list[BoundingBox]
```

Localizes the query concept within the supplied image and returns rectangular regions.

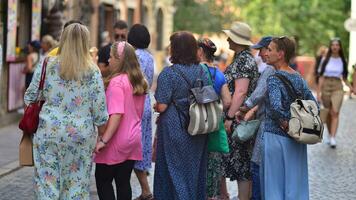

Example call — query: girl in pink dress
[94,41,148,200]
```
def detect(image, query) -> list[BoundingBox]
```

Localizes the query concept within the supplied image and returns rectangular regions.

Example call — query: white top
[322,57,344,77]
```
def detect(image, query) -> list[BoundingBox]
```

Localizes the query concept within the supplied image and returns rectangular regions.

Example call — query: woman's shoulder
[110,73,129,84]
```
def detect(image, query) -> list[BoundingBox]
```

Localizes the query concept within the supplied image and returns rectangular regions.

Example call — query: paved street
[1,99,356,199]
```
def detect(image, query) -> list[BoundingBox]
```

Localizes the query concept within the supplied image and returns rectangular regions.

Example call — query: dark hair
[271,36,296,63]
[114,20,128,30]
[169,31,199,65]
[319,38,348,79]
[29,40,41,52]
[197,38,217,62]
[64,20,83,29]
[128,24,151,49]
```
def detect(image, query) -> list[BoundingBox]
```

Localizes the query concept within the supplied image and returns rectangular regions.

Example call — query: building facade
[0,0,174,127]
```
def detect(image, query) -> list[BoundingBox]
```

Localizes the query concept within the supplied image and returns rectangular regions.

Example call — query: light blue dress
[24,57,108,199]
[134,49,154,171]
[262,71,316,200]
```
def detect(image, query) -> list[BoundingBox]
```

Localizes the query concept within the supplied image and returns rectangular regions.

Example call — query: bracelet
[225,115,235,120]
[99,137,108,145]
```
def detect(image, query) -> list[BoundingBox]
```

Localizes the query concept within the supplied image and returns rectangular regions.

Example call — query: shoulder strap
[39,57,49,91]
[273,74,299,100]
[170,66,192,88]
[201,64,213,85]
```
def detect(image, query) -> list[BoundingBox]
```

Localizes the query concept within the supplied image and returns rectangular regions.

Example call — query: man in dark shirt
[97,20,128,76]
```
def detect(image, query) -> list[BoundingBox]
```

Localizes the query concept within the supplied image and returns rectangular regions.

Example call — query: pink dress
[94,74,145,165]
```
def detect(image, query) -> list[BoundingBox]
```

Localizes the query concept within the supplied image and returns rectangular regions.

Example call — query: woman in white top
[317,38,349,148]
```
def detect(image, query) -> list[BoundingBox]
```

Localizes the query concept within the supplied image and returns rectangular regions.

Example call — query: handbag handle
[36,57,49,100]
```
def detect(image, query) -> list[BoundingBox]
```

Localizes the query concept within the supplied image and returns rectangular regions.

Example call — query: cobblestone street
[0,99,356,199]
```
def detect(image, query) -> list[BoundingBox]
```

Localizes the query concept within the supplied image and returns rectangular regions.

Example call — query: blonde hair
[58,24,95,80]
[41,35,57,50]
[104,42,148,95]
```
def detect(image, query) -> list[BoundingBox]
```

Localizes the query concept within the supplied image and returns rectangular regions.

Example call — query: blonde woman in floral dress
[24,23,108,199]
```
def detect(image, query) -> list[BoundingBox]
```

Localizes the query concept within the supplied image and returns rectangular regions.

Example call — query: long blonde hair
[58,23,95,80]
[104,42,148,95]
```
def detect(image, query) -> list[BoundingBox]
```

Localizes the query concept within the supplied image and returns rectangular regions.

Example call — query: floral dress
[223,49,259,181]
[134,49,154,171]
[24,57,108,199]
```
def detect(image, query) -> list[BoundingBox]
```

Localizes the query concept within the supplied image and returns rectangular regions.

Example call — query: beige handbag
[274,74,323,144]
[19,133,34,166]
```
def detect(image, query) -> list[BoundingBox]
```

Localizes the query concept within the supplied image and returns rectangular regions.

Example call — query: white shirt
[322,57,344,77]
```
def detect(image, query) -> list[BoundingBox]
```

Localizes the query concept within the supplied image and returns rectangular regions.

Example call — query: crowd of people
[23,18,352,200]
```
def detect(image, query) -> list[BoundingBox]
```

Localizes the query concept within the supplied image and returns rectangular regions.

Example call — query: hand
[95,141,106,153]
[235,106,249,121]
[239,105,250,113]
[243,109,255,121]
[224,120,233,134]
[235,110,245,122]
[280,120,289,132]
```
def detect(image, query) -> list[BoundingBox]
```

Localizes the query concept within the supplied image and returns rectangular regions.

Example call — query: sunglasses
[114,34,126,40]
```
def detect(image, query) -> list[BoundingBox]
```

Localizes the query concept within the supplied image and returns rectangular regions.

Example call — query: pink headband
[116,41,125,59]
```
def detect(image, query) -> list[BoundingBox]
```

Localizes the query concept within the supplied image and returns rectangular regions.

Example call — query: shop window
[156,8,164,51]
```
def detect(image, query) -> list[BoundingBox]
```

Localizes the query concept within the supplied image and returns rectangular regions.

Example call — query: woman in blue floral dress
[153,31,209,200]
[24,24,108,199]
[262,37,315,200]
[128,24,155,200]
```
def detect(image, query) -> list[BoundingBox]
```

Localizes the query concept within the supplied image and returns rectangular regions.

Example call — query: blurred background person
[98,20,128,77]
[317,38,350,148]
[22,40,41,89]
[314,45,328,85]
[90,47,99,65]
[40,34,57,58]
[128,24,155,200]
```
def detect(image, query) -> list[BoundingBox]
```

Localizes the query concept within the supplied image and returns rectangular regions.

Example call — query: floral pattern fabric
[134,49,154,171]
[24,57,108,199]
[223,49,259,181]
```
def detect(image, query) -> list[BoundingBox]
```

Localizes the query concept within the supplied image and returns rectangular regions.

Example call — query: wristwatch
[225,115,235,121]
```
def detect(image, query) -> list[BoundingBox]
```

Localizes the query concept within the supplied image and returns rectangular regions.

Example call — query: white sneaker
[330,137,336,148]
[324,134,330,144]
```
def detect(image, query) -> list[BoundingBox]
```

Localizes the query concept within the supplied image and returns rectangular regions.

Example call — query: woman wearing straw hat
[222,22,259,200]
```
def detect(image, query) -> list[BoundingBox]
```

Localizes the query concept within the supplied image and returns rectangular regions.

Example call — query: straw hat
[223,22,253,46]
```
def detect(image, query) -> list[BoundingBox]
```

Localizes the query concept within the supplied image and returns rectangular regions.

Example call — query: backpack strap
[171,66,192,88]
[273,74,300,100]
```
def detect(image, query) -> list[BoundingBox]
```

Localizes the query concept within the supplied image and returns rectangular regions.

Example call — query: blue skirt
[262,132,309,200]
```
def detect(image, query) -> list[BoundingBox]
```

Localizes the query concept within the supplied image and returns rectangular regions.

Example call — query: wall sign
[6,0,17,61]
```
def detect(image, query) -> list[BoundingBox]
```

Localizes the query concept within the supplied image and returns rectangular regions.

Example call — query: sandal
[134,194,154,200]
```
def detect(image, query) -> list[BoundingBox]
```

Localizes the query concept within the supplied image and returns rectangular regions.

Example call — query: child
[94,41,148,200]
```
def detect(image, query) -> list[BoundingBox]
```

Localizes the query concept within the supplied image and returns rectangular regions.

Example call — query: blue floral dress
[134,49,154,171]
[154,64,209,200]
[24,57,108,199]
